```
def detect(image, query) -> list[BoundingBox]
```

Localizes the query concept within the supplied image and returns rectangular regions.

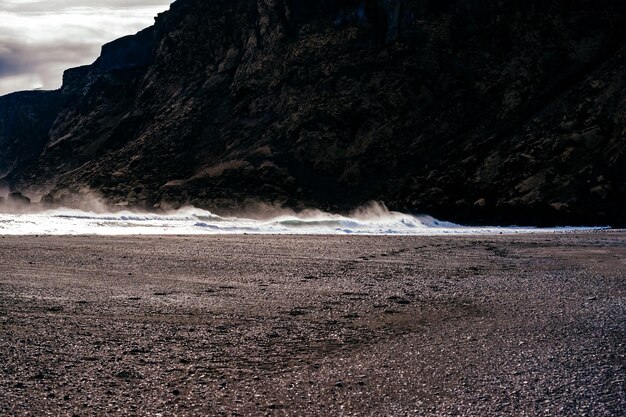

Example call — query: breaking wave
[0,203,606,236]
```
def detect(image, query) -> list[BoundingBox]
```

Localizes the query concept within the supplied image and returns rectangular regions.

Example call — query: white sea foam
[0,203,607,236]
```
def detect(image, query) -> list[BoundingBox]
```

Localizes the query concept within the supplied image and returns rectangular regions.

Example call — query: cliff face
[0,90,60,180]
[1,0,625,225]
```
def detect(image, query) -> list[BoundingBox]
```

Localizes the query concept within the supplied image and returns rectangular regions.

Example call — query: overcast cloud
[0,0,173,96]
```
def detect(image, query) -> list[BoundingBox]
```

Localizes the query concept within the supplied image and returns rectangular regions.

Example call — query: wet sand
[1,232,625,415]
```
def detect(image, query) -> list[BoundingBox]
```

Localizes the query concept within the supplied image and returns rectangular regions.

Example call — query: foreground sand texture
[1,233,625,415]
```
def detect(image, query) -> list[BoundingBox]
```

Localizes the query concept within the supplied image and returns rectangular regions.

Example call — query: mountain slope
[1,0,625,225]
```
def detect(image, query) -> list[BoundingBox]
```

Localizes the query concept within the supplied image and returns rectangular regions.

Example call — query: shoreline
[0,227,617,237]
[0,205,618,236]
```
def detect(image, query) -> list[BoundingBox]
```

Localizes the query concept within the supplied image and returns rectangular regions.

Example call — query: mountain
[0,0,625,226]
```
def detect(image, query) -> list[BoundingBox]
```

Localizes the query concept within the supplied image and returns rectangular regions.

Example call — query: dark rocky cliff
[1,0,625,225]
[0,90,60,180]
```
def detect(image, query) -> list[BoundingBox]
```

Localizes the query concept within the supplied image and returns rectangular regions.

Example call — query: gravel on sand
[0,232,624,415]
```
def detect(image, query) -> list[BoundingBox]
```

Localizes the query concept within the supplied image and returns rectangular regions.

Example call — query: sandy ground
[0,232,624,416]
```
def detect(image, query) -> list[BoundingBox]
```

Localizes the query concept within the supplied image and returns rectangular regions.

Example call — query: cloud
[0,1,173,96]
[1,1,171,13]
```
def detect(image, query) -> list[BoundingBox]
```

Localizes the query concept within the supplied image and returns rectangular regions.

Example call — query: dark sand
[0,232,625,416]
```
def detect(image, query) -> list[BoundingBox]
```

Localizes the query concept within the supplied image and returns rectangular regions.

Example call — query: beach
[1,232,625,415]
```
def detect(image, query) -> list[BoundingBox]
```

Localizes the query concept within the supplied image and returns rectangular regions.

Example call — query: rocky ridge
[0,0,625,226]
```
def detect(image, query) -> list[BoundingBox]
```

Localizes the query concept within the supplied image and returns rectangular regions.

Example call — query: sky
[0,0,173,96]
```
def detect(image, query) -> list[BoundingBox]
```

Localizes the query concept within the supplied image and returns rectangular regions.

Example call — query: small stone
[474,198,487,207]
[116,371,131,379]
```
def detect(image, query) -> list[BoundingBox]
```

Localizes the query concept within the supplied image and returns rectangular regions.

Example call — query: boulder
[7,192,30,206]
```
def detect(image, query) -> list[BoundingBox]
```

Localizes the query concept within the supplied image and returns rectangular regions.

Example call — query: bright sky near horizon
[0,0,173,96]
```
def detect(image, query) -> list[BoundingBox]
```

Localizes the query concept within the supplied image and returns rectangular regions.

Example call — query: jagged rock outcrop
[1,0,625,225]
